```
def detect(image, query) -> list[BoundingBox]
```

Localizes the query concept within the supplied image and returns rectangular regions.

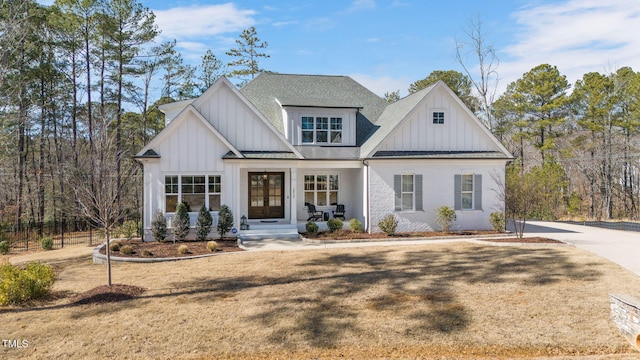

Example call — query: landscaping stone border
[610,293,640,350]
[91,242,240,264]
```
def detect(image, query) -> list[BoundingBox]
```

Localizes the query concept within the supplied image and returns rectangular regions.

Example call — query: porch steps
[239,224,300,241]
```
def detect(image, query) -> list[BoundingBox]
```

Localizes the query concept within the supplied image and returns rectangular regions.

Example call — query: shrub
[327,218,343,233]
[40,237,54,251]
[109,241,121,252]
[217,205,234,240]
[121,220,138,240]
[151,210,168,242]
[177,244,190,254]
[120,245,134,255]
[142,250,153,257]
[206,241,217,252]
[378,214,398,236]
[195,206,213,241]
[305,221,319,237]
[349,218,363,232]
[172,202,191,243]
[489,211,506,232]
[435,206,457,232]
[0,261,55,305]
[0,240,10,255]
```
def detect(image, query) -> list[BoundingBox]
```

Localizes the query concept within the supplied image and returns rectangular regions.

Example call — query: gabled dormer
[281,106,358,146]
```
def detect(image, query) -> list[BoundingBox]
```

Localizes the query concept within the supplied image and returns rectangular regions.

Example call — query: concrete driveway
[514,221,640,277]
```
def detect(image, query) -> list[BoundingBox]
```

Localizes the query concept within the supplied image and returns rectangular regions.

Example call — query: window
[165,176,179,212]
[208,175,221,211]
[433,111,445,124]
[304,174,339,207]
[301,116,343,144]
[401,175,414,210]
[461,175,474,210]
[164,175,222,212]
[394,174,423,211]
[454,174,482,210]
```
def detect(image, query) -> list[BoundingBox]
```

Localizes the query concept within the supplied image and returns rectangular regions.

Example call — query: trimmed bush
[172,202,191,243]
[435,206,457,232]
[177,244,190,254]
[142,250,153,257]
[305,221,319,237]
[121,220,138,240]
[378,214,398,236]
[217,205,234,240]
[206,241,217,252]
[349,218,363,232]
[327,218,343,233]
[0,261,55,305]
[120,245,134,255]
[109,241,121,252]
[40,237,53,251]
[0,241,10,255]
[489,211,506,232]
[151,210,168,242]
[195,205,213,241]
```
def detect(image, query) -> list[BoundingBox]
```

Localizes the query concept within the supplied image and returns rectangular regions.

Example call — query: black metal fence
[1,219,101,253]
[561,220,640,233]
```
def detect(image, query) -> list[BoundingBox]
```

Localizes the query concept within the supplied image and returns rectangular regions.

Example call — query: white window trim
[164,174,222,213]
[300,116,343,145]
[303,174,339,207]
[460,174,474,210]
[401,174,415,211]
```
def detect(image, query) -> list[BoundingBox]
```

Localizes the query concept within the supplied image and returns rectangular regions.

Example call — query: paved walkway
[242,221,640,277]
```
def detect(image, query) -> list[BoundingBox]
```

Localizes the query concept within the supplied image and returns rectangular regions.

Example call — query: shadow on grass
[1,244,604,348]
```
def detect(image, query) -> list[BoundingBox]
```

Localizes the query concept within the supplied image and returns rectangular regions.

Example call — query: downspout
[363,159,370,233]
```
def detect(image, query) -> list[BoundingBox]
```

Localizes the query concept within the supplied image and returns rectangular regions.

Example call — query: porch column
[290,167,297,225]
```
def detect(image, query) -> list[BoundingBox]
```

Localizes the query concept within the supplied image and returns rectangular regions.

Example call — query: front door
[248,172,285,219]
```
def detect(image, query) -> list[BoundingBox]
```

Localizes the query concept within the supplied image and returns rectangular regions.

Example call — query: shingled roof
[239,73,388,146]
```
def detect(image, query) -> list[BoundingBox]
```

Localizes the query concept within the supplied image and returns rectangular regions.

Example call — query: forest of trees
[0,0,260,233]
[1,0,639,238]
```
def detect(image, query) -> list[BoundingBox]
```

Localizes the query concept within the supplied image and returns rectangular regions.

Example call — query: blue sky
[39,0,640,98]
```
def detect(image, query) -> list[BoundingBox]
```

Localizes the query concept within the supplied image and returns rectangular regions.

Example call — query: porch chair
[332,204,345,220]
[306,204,323,221]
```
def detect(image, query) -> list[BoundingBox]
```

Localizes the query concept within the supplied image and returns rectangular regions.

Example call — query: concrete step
[239,224,300,240]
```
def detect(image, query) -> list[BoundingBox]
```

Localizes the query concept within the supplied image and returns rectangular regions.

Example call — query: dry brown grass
[2,242,640,359]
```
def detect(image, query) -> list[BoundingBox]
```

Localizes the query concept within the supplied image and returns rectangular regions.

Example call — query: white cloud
[346,0,376,13]
[499,0,640,91]
[349,73,412,98]
[153,3,256,41]
[273,20,299,27]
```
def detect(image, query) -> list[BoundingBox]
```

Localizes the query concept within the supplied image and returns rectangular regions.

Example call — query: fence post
[61,219,65,248]
[89,225,92,246]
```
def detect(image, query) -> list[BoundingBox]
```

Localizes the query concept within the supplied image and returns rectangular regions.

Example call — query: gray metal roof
[239,73,388,144]
[371,150,510,159]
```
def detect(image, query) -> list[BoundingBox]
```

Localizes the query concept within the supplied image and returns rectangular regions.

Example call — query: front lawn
[2,242,639,359]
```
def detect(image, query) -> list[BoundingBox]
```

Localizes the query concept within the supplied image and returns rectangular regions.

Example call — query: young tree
[172,202,190,243]
[195,205,212,241]
[67,116,139,286]
[216,205,233,240]
[150,209,167,242]
[226,26,269,85]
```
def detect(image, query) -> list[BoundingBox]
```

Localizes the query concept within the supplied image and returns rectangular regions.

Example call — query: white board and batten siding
[378,86,499,153]
[194,83,290,152]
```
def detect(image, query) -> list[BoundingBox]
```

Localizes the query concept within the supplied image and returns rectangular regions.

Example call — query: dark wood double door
[248,172,284,219]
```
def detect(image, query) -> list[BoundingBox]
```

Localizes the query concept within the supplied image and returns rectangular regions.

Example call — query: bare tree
[456,14,500,131]
[67,115,139,286]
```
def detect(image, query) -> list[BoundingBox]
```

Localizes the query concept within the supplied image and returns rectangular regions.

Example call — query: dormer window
[301,116,343,144]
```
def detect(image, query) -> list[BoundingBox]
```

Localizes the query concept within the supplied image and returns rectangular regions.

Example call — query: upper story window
[301,116,343,144]
[433,111,445,124]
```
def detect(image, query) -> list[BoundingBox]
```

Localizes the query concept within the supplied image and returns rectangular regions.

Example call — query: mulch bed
[308,229,500,240]
[70,284,146,306]
[98,239,243,258]
[478,237,564,244]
